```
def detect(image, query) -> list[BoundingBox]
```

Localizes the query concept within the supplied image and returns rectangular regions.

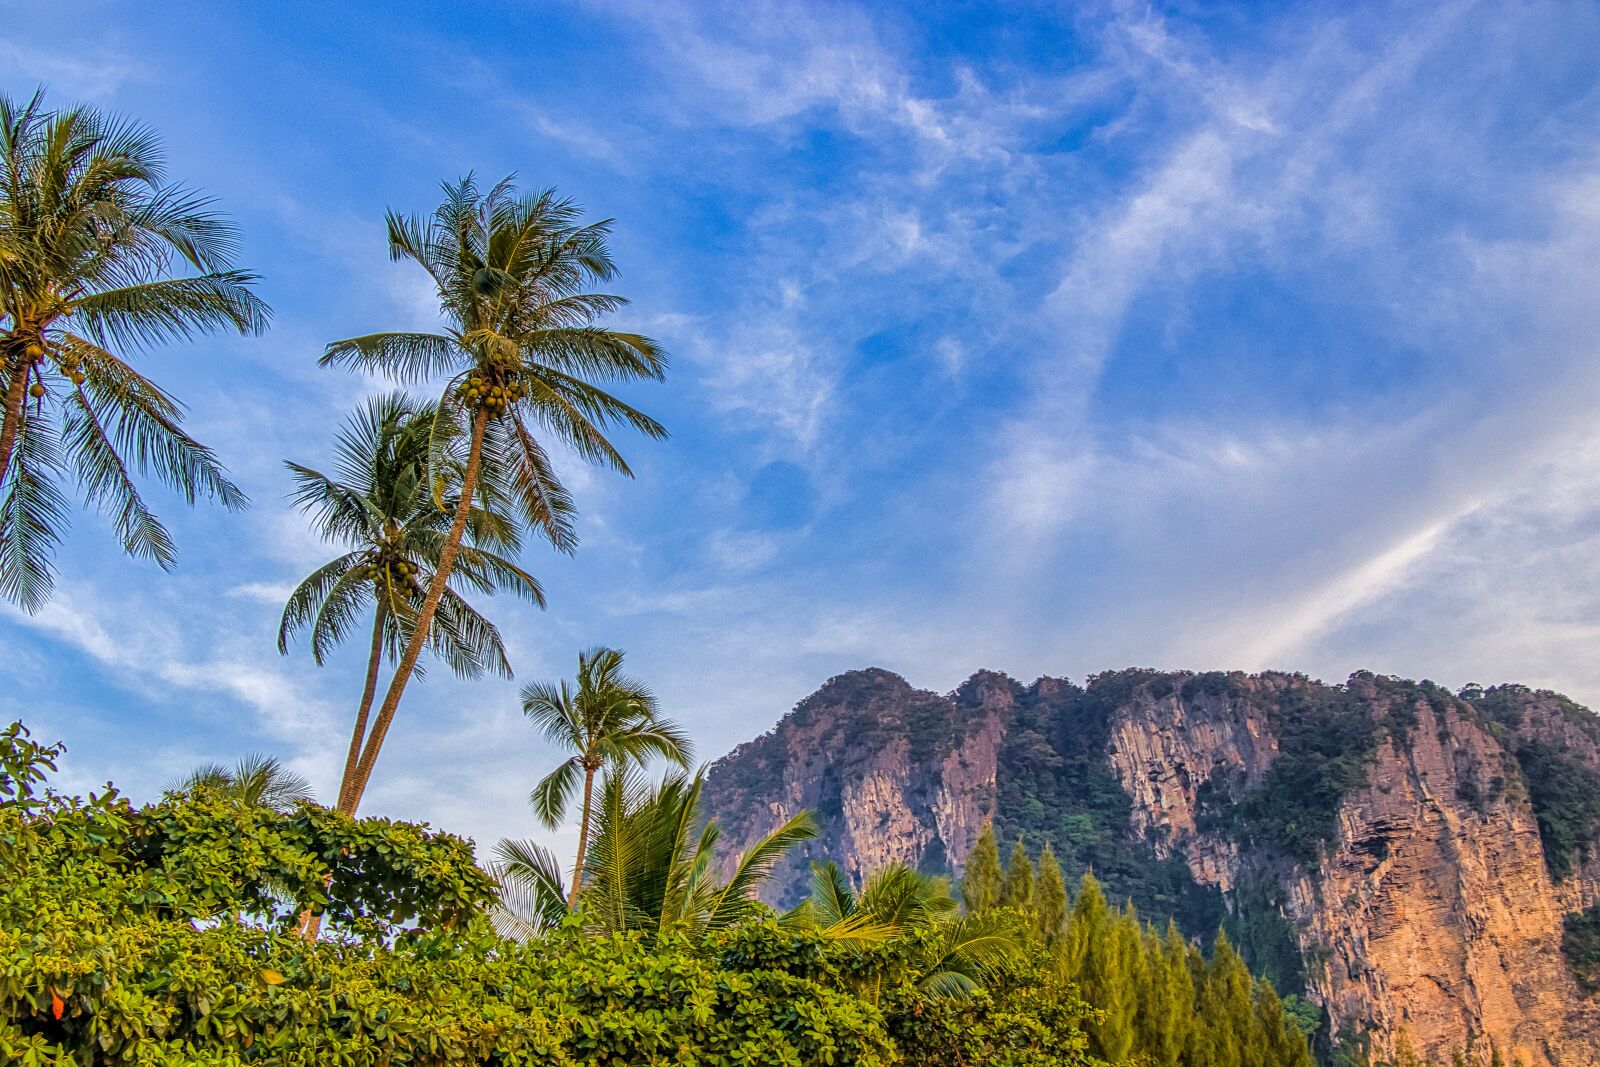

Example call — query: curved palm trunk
[0,350,33,491]
[336,603,388,811]
[569,764,597,908]
[338,406,489,816]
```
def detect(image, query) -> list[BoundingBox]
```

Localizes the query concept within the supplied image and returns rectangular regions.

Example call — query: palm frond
[0,406,70,612]
[429,586,512,679]
[284,461,376,545]
[809,860,857,927]
[70,271,269,349]
[490,838,569,939]
[61,382,176,568]
[499,413,577,553]
[444,543,545,606]
[68,334,248,509]
[306,563,374,665]
[528,758,582,831]
[277,552,365,658]
[704,810,818,931]
[318,331,459,382]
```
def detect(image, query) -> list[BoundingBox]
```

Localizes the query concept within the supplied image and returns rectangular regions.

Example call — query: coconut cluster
[456,371,523,416]
[351,557,421,594]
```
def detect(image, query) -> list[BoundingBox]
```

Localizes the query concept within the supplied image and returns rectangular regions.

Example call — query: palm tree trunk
[336,604,387,811]
[569,764,597,908]
[299,609,388,940]
[0,349,33,491]
[338,406,489,816]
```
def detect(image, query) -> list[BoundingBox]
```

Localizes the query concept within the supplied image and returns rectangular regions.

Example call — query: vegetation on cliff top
[1465,685,1600,881]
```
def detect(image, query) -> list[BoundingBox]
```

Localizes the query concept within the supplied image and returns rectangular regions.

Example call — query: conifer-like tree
[1000,838,1035,910]
[959,822,1003,914]
[1061,874,1137,1062]
[1034,842,1068,946]
[1136,920,1196,1067]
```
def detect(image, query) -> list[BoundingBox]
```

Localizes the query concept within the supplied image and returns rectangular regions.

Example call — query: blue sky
[5,1,1600,855]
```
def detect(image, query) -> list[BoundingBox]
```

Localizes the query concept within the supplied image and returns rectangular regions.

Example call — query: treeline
[961,825,1317,1067]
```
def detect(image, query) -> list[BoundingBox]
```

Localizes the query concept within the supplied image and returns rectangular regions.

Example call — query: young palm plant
[523,646,691,904]
[0,89,269,611]
[169,753,313,811]
[495,768,816,939]
[800,860,1023,999]
[319,175,666,814]
[278,392,542,811]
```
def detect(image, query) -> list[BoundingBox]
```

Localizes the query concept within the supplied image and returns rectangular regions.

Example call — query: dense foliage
[992,671,1230,936]
[2,722,1113,1065]
[1562,904,1600,996]
[1466,685,1600,880]
[1193,673,1446,866]
[2,719,1330,1065]
[984,840,1316,1067]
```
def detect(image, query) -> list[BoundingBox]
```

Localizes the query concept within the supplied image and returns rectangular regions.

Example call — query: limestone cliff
[701,668,1600,1065]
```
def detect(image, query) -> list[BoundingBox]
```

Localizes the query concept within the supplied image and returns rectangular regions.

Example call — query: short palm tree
[277,392,542,811]
[170,753,313,812]
[523,646,691,905]
[319,175,666,814]
[496,767,816,938]
[801,860,1022,999]
[0,89,269,611]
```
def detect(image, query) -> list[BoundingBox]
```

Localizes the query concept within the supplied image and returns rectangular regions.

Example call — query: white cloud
[0,41,145,100]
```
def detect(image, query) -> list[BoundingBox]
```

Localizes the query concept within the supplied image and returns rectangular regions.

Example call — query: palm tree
[522,646,691,905]
[496,767,816,938]
[0,89,269,611]
[319,175,666,815]
[800,860,1022,999]
[170,753,313,811]
[277,392,542,810]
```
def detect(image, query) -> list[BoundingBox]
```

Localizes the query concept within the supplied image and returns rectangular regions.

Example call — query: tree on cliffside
[961,822,1003,913]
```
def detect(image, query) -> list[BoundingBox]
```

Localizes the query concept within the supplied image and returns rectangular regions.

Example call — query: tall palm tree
[496,767,816,938]
[523,646,691,905]
[277,393,542,810]
[0,89,269,611]
[319,176,666,815]
[170,753,313,811]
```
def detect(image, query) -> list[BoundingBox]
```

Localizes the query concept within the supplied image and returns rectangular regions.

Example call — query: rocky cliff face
[701,668,1600,1066]
[703,669,1013,902]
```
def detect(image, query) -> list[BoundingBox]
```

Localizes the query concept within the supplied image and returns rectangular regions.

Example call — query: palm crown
[0,89,269,611]
[170,753,313,813]
[493,767,816,940]
[320,174,668,553]
[523,646,692,904]
[278,392,542,809]
[278,392,540,677]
